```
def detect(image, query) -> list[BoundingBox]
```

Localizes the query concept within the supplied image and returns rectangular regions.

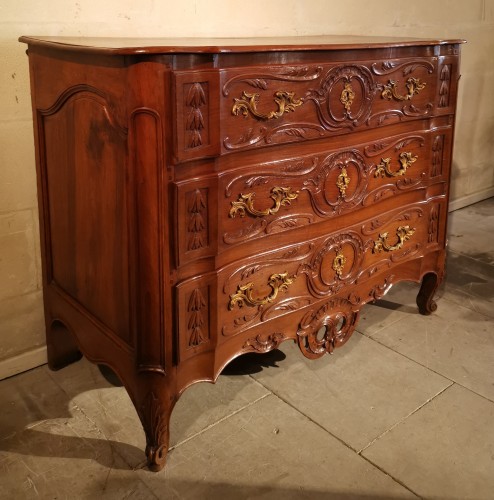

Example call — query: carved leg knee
[46,319,82,370]
[416,272,440,315]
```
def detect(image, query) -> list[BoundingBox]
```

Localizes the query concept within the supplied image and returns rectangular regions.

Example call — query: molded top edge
[19,35,466,55]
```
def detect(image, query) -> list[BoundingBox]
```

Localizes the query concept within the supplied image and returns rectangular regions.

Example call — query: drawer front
[176,198,446,360]
[174,127,452,266]
[221,57,439,152]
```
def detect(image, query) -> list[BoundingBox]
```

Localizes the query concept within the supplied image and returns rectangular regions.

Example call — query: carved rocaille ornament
[243,332,286,353]
[306,64,375,129]
[297,298,359,359]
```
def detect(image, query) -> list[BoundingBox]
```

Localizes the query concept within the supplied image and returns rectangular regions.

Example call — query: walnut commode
[20,35,463,471]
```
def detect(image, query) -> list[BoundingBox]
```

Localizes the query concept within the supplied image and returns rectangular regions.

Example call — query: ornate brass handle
[375,152,417,178]
[232,90,304,120]
[229,186,299,218]
[229,272,296,309]
[381,77,426,101]
[373,225,416,253]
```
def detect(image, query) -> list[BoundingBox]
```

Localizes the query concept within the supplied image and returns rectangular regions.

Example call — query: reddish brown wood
[20,36,463,471]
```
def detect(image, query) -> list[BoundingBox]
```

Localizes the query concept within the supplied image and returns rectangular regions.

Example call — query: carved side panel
[174,70,220,162]
[39,86,132,348]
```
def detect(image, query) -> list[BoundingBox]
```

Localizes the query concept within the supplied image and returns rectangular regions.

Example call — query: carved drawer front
[176,199,445,359]
[220,129,451,249]
[221,57,441,152]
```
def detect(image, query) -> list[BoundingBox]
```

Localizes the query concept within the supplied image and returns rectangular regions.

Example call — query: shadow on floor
[221,349,287,375]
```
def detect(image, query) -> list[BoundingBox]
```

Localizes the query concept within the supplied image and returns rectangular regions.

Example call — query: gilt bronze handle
[229,186,299,218]
[374,152,418,178]
[381,77,426,101]
[232,90,303,120]
[373,225,416,253]
[229,272,295,309]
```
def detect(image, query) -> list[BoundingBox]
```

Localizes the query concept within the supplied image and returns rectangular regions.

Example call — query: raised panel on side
[39,88,131,345]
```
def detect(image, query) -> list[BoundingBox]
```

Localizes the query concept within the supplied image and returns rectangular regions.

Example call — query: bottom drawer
[176,198,445,362]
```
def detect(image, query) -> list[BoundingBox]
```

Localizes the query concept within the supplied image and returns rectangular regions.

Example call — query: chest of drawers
[20,35,462,471]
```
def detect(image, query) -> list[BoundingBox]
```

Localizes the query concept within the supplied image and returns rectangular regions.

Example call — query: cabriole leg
[134,380,175,472]
[416,272,440,315]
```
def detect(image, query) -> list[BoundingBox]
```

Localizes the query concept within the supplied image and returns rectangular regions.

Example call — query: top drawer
[173,55,457,162]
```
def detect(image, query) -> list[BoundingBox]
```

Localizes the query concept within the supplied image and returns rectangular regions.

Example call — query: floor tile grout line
[168,392,272,451]
[447,247,494,269]
[357,381,455,455]
[358,454,422,499]
[249,381,421,498]
[365,334,494,405]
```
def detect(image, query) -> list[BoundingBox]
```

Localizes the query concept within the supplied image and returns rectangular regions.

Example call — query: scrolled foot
[138,390,172,472]
[416,272,440,315]
[145,443,168,472]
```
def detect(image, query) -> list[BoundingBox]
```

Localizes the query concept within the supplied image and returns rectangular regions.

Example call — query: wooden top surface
[19,35,465,55]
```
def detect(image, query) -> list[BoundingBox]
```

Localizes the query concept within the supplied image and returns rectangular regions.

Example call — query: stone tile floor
[1,197,493,499]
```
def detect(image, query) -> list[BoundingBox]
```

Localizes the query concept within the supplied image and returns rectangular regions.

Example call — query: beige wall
[1,0,493,378]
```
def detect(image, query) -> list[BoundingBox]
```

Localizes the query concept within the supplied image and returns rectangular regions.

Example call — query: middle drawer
[174,127,451,267]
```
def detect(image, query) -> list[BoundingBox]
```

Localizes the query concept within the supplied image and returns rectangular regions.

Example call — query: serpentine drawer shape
[19,35,463,471]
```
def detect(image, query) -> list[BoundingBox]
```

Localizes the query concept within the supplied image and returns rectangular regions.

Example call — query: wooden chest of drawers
[20,35,462,471]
